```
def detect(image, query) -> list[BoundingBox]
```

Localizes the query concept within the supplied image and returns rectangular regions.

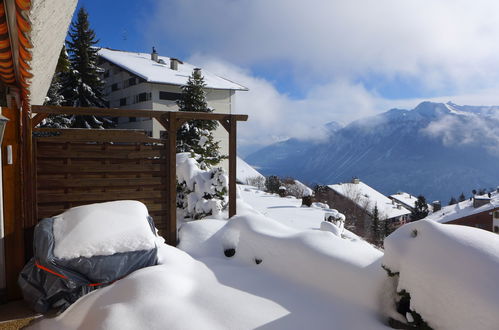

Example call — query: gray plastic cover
[18,216,158,313]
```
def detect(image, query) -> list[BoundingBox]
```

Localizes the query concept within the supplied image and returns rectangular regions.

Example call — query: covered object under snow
[18,201,158,313]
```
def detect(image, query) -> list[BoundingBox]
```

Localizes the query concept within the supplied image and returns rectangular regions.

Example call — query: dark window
[103,70,110,78]
[129,117,137,122]
[135,92,151,103]
[111,83,119,91]
[119,98,127,106]
[128,77,136,86]
[159,91,182,101]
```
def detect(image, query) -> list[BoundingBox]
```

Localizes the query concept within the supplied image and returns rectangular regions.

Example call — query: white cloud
[148,0,499,93]
[422,114,499,155]
[146,0,499,150]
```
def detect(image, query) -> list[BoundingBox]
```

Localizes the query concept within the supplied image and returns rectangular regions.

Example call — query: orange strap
[35,261,106,287]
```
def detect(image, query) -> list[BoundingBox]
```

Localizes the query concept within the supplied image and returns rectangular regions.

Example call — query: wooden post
[165,113,178,246]
[2,101,25,300]
[228,118,237,218]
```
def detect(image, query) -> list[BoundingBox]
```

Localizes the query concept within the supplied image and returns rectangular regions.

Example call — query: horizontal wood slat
[33,128,164,143]
[37,177,166,188]
[36,149,166,160]
[37,191,167,203]
[37,163,165,174]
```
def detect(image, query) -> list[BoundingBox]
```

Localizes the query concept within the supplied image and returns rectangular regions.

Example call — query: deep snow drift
[27,180,499,329]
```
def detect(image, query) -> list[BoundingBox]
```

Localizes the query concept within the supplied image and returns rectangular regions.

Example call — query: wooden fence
[33,128,170,234]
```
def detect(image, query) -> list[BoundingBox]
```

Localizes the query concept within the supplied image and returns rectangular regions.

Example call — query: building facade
[97,48,248,165]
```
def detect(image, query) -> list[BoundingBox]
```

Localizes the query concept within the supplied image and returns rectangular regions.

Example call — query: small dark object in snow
[411,229,418,238]
[255,258,262,264]
[224,248,236,257]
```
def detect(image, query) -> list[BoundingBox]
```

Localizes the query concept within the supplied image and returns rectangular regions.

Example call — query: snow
[236,156,264,183]
[328,181,411,219]
[426,192,499,224]
[52,201,156,259]
[28,171,499,329]
[98,48,248,91]
[383,219,499,330]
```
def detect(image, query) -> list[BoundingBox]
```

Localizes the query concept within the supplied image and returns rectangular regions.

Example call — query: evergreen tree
[265,175,281,194]
[176,68,224,167]
[411,195,429,221]
[448,197,457,205]
[42,46,73,128]
[63,7,113,128]
[458,192,466,202]
[371,204,381,245]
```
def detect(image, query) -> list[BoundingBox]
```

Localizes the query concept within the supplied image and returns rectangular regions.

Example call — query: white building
[96,48,248,161]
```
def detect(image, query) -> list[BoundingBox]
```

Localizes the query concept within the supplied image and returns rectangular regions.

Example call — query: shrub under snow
[383,219,499,330]
[176,153,228,220]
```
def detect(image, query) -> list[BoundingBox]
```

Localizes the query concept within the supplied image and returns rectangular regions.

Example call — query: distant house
[97,47,248,159]
[426,191,499,233]
[389,192,433,213]
[319,178,411,236]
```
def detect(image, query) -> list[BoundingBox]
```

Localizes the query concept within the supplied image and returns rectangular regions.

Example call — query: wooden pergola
[30,105,248,245]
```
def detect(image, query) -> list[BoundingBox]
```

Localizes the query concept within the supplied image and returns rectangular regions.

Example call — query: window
[129,117,136,122]
[119,98,127,106]
[111,83,119,92]
[494,226,499,233]
[159,91,182,101]
[123,77,137,88]
[494,211,499,219]
[134,92,151,103]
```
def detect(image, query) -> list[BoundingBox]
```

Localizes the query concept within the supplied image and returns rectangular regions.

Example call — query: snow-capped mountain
[245,102,499,202]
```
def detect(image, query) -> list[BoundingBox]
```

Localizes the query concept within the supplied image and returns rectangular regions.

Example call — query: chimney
[352,177,360,184]
[170,58,179,70]
[151,47,158,62]
[397,204,402,209]
[432,201,441,212]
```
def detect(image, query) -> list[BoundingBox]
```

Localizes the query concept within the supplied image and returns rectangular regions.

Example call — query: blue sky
[76,0,499,150]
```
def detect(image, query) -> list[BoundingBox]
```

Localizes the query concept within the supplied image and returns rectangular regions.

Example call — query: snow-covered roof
[237,157,264,183]
[390,192,432,211]
[97,48,248,91]
[328,181,411,219]
[426,192,499,224]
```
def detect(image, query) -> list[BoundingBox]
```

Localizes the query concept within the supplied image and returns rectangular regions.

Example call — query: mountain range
[245,101,499,202]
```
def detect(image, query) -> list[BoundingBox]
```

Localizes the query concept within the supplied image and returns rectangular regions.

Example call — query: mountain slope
[245,102,499,201]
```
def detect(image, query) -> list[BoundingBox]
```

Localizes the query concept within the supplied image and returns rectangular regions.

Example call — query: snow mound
[179,213,385,313]
[53,201,156,259]
[383,219,499,330]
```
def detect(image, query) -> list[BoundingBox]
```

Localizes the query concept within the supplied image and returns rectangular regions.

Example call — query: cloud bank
[144,0,499,150]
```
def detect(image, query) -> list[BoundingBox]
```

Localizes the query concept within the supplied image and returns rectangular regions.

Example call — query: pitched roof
[97,48,248,91]
[426,192,499,224]
[389,192,432,211]
[328,181,411,219]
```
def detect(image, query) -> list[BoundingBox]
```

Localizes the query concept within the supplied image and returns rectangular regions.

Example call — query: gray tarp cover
[18,216,158,313]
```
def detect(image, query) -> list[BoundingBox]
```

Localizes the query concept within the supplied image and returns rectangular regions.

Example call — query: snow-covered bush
[382,220,499,330]
[176,153,228,220]
[246,176,265,190]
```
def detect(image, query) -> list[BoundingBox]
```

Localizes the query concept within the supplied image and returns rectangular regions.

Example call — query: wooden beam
[31,105,249,122]
[166,112,178,246]
[31,113,48,128]
[228,118,237,218]
[219,119,231,133]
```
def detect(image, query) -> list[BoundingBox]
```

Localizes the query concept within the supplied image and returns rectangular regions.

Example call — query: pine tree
[458,192,466,202]
[176,68,224,167]
[371,204,381,245]
[63,7,113,128]
[265,175,281,194]
[42,46,73,128]
[411,195,429,221]
[448,197,457,205]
